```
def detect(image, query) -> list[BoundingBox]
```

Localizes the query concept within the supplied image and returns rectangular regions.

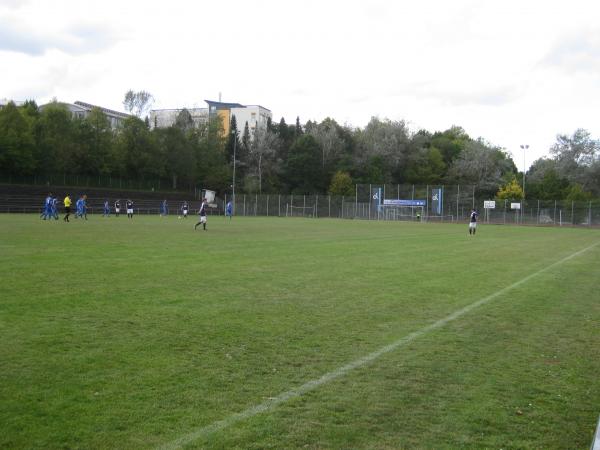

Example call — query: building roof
[74,101,131,119]
[204,100,245,109]
[150,108,208,113]
[236,104,272,112]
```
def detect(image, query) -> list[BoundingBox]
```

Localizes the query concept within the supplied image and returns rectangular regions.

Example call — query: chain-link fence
[2,183,600,226]
[218,188,600,227]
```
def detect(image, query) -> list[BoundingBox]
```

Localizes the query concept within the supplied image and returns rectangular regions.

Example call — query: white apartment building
[230,105,271,138]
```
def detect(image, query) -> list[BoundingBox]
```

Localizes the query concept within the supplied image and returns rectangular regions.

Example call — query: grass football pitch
[1,214,599,449]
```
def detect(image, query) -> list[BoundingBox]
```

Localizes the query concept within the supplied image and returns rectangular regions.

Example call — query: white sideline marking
[158,241,600,450]
[592,414,600,450]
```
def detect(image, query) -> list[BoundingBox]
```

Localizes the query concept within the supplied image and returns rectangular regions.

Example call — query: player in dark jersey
[194,198,208,231]
[126,199,134,219]
[114,199,121,217]
[469,209,479,235]
[181,202,189,219]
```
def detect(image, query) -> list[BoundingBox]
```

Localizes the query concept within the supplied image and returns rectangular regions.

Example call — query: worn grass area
[1,214,599,449]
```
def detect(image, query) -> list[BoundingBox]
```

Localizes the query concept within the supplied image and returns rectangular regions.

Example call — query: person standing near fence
[161,199,168,216]
[63,194,72,222]
[194,198,208,231]
[126,199,134,219]
[181,201,189,219]
[103,200,110,217]
[469,209,479,235]
[114,199,121,217]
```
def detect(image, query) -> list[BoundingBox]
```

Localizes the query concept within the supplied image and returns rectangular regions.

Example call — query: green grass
[1,214,599,449]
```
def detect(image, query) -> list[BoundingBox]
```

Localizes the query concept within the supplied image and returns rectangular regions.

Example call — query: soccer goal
[382,205,424,221]
[286,204,316,218]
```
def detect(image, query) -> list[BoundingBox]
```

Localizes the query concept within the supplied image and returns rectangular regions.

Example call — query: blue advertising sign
[383,199,426,207]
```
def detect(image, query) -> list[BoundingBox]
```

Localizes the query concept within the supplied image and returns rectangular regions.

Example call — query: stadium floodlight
[520,144,529,199]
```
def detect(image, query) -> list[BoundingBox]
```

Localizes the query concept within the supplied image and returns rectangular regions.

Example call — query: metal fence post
[537,200,540,225]
[456,184,460,221]
[589,200,592,226]
[368,184,371,220]
[328,195,331,218]
[243,195,246,216]
[342,195,345,219]
[571,201,574,225]
[278,195,281,217]
[355,185,358,218]
[426,185,429,220]
[554,200,557,225]
[315,194,318,218]
[266,195,269,217]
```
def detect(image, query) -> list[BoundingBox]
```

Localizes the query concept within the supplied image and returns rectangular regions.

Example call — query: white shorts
[127,208,133,214]
[200,216,207,223]
[183,211,188,216]
[115,208,120,213]
[469,222,477,228]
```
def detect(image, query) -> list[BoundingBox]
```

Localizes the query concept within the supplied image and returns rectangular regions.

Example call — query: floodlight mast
[520,144,529,199]
[232,130,237,213]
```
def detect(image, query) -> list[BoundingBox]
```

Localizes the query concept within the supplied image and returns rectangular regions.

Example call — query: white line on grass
[158,241,600,450]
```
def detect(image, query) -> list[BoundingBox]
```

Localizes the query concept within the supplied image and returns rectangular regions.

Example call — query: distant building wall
[149,108,208,129]
[38,101,131,130]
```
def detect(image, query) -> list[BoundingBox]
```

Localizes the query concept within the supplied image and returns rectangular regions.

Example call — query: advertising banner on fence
[431,188,443,215]
[383,199,426,207]
[371,187,382,209]
[484,200,496,209]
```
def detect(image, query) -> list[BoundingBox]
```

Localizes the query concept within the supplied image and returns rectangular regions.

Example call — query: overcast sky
[1,0,599,170]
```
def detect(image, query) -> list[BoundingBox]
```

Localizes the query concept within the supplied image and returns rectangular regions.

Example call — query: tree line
[0,99,598,200]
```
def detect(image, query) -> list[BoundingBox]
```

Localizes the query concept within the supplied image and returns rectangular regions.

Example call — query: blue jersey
[226,203,232,215]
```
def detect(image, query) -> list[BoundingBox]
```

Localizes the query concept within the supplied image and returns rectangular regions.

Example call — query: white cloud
[1,0,600,170]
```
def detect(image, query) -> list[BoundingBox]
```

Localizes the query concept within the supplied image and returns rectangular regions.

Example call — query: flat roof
[205,100,245,109]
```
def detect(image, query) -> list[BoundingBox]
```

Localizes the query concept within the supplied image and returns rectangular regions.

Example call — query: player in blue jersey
[81,195,88,220]
[194,198,208,230]
[161,199,168,216]
[225,200,233,220]
[469,209,479,235]
[51,196,59,220]
[103,200,110,217]
[75,195,86,219]
[40,193,53,220]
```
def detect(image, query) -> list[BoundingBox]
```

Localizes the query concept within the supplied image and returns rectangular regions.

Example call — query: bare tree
[308,118,345,168]
[250,128,280,193]
[122,90,154,118]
